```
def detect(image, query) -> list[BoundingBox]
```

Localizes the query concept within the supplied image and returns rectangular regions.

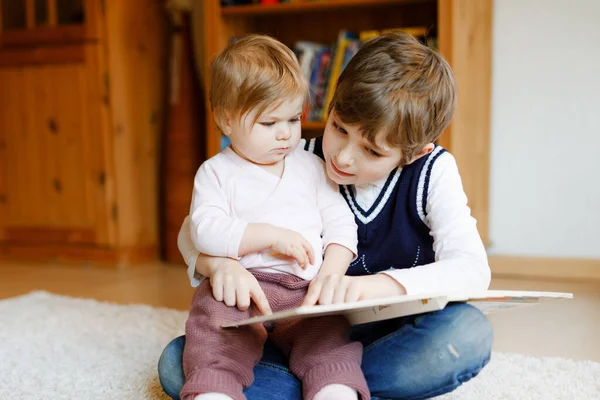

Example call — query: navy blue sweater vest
[305,137,446,275]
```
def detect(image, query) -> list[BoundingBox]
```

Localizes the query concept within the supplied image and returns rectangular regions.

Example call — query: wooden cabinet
[0,0,168,265]
[193,0,492,244]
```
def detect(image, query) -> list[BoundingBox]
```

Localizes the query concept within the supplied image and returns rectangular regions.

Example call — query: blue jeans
[158,303,493,400]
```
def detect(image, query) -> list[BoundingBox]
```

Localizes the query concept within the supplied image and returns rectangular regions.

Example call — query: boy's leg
[158,336,302,400]
[271,316,370,400]
[356,303,493,400]
[158,335,186,399]
[180,281,266,400]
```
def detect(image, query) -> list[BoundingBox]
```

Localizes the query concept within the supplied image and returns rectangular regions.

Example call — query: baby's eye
[260,121,276,127]
[289,117,301,123]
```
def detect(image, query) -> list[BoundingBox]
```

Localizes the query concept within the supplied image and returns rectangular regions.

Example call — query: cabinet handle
[48,118,58,135]
[53,178,62,193]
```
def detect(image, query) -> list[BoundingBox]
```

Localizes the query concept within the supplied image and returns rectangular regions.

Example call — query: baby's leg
[313,384,358,400]
[271,316,370,400]
[194,394,234,400]
[181,280,267,400]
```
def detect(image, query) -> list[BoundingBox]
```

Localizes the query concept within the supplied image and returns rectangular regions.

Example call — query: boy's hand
[302,274,407,306]
[209,258,272,315]
[270,228,315,269]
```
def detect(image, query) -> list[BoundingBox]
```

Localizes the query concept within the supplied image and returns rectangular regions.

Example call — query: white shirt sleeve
[381,153,491,294]
[314,158,358,257]
[189,161,248,259]
[178,216,204,287]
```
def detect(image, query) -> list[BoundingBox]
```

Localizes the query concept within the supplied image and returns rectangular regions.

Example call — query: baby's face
[227,96,304,166]
[322,112,403,185]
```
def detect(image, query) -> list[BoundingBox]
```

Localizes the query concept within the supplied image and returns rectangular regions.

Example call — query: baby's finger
[333,278,351,304]
[301,280,323,307]
[344,285,361,303]
[250,284,272,315]
[292,246,309,269]
[236,284,251,311]
[223,276,236,307]
[303,241,315,265]
[318,277,336,305]
[211,274,224,302]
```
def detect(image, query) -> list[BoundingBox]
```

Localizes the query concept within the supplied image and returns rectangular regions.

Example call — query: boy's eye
[366,148,382,158]
[333,121,347,134]
[260,121,276,127]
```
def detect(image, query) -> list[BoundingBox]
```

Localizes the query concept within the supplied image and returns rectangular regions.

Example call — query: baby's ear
[214,108,232,136]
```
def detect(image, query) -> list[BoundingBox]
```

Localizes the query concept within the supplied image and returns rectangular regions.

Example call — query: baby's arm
[189,161,247,258]
[239,223,315,268]
[302,243,356,306]
[179,215,273,315]
[315,159,358,258]
[191,162,313,267]
[302,157,359,305]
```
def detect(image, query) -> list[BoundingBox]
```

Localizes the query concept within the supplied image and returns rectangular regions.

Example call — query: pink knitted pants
[181,271,369,400]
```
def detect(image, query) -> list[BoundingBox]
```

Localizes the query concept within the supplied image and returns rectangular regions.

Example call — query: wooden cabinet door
[0,56,111,247]
[0,0,101,47]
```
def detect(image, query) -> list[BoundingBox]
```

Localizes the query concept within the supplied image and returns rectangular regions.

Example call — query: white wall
[488,0,600,258]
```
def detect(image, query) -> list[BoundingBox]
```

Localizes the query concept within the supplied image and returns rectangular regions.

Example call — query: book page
[223,290,573,328]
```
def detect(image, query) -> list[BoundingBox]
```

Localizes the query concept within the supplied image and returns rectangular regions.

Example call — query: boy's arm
[177,216,204,287]
[178,215,241,286]
[380,153,491,294]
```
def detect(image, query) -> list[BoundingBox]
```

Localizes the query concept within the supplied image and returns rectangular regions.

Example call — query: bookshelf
[220,0,433,15]
[192,0,492,244]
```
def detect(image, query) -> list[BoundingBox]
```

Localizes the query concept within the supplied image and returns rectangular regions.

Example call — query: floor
[1,260,599,362]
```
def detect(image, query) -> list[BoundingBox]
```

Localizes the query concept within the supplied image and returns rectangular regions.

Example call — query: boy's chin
[326,168,352,185]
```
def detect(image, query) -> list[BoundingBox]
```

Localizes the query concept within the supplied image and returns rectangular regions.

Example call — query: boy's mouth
[331,161,354,178]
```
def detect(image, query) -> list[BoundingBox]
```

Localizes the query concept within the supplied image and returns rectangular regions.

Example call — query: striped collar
[341,167,402,225]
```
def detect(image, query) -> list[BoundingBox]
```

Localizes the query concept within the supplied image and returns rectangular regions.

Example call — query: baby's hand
[302,274,408,306]
[209,258,272,315]
[301,273,361,306]
[269,228,315,269]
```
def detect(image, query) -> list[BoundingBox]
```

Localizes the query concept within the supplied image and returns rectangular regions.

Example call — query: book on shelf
[223,290,574,328]
[293,26,435,124]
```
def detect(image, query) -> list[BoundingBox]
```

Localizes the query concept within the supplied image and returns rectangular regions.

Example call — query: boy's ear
[410,143,435,163]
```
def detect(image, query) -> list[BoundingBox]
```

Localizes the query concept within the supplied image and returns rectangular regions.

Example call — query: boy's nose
[336,146,354,166]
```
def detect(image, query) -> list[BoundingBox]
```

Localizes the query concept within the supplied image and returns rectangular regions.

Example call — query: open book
[223,290,573,328]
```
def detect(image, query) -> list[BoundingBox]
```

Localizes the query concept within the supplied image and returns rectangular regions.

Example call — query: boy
[181,34,369,400]
[161,32,493,400]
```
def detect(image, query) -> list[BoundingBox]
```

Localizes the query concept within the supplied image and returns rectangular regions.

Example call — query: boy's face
[223,95,304,166]
[322,112,403,185]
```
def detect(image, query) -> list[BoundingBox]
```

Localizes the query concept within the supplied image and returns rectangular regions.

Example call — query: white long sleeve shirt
[181,144,490,293]
[188,146,357,282]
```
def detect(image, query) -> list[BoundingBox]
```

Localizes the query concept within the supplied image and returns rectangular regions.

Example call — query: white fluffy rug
[0,291,598,400]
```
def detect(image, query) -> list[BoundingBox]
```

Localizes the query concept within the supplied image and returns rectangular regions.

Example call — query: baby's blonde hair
[210,34,308,129]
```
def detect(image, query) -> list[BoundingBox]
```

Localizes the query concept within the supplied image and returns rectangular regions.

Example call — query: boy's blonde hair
[210,34,308,129]
[330,32,456,165]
